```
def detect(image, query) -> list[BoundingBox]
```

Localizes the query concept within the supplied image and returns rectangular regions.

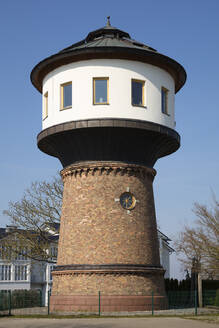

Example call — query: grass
[184,313,219,324]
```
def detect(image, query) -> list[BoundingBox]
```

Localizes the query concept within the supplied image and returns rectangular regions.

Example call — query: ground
[0,317,218,328]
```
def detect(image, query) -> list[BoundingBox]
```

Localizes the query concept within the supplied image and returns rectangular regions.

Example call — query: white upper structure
[32,19,186,168]
[42,59,175,130]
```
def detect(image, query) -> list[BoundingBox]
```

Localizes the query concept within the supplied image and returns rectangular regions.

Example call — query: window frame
[49,264,56,281]
[0,265,11,281]
[93,77,109,105]
[60,82,72,110]
[15,247,28,261]
[15,264,28,281]
[161,86,169,115]
[43,91,48,120]
[131,79,145,107]
[50,245,58,259]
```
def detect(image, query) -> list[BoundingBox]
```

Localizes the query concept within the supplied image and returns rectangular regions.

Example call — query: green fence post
[40,289,43,307]
[47,290,50,315]
[98,291,101,316]
[194,289,197,316]
[152,291,154,316]
[8,290,12,316]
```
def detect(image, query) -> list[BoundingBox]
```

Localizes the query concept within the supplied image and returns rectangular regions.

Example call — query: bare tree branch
[175,197,219,278]
[2,174,63,262]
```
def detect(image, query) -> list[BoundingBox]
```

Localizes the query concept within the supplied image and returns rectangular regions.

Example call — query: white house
[0,225,57,306]
[157,230,174,278]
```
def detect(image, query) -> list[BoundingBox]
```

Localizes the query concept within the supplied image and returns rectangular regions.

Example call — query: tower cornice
[61,161,156,182]
[31,46,186,94]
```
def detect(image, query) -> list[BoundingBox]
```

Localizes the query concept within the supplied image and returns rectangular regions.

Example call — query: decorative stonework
[52,270,164,276]
[61,161,156,182]
[52,264,165,275]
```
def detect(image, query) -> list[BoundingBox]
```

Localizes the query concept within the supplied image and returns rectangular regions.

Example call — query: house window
[15,247,28,260]
[61,82,72,110]
[50,246,58,259]
[0,265,11,281]
[161,87,168,114]
[49,265,56,281]
[0,245,11,260]
[43,92,48,119]
[132,79,145,106]
[15,265,27,281]
[93,78,109,104]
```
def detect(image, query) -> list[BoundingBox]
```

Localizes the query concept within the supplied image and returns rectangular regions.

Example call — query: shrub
[214,289,219,306]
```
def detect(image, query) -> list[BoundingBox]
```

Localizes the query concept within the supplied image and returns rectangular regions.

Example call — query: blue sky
[0,0,218,279]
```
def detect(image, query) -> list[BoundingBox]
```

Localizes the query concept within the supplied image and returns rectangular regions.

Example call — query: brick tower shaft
[51,162,166,311]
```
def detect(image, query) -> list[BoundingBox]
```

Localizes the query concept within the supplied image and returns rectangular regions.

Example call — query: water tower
[31,18,186,312]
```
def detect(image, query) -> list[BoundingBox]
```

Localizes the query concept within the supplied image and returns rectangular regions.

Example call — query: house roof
[0,224,172,249]
[43,222,60,232]
[157,229,175,253]
[0,228,8,239]
[157,229,171,242]
[0,226,58,243]
[31,18,186,94]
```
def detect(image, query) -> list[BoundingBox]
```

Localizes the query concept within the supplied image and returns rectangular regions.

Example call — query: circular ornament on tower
[120,192,136,210]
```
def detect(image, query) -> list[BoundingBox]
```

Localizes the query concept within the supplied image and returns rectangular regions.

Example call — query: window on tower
[60,82,72,110]
[161,87,169,114]
[43,91,48,119]
[131,79,145,107]
[93,78,109,104]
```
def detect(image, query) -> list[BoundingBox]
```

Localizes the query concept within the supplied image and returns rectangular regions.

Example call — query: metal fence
[0,289,43,315]
[47,290,218,315]
[203,290,218,307]
[0,289,218,316]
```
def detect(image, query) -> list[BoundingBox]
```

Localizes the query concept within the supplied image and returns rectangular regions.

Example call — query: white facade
[0,260,56,306]
[0,261,31,290]
[158,230,174,278]
[0,224,57,307]
[42,59,175,131]
[31,261,55,306]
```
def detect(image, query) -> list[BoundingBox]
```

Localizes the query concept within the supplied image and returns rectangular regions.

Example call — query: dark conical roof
[59,20,157,54]
[31,19,186,93]
[85,17,131,42]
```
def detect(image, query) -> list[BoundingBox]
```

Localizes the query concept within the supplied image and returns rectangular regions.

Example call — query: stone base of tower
[50,295,167,312]
[50,266,167,312]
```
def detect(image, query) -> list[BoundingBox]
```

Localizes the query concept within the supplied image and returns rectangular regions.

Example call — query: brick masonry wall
[58,162,160,266]
[52,271,165,296]
[52,161,166,302]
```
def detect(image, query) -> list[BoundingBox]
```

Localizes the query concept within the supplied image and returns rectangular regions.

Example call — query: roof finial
[106,16,111,27]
